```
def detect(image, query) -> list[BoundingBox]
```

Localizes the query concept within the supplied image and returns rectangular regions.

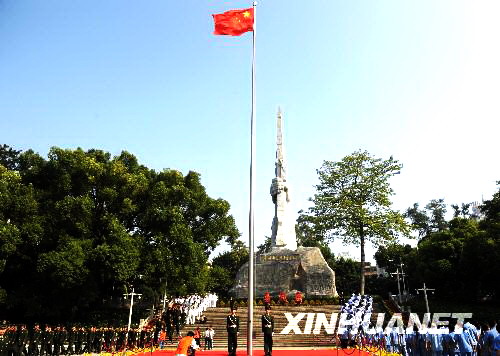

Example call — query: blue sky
[1,1,499,262]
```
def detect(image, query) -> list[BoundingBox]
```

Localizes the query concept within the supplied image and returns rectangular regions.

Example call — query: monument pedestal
[230,110,338,299]
[230,246,338,298]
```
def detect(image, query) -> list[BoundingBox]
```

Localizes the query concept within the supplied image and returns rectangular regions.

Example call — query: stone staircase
[182,304,344,349]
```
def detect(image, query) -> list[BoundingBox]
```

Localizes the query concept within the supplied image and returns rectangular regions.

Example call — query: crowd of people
[334,301,500,356]
[333,294,500,356]
[341,294,373,321]
[0,293,218,356]
[168,293,217,325]
[0,324,162,355]
[157,293,216,346]
[2,291,499,356]
[338,293,373,348]
[375,319,500,356]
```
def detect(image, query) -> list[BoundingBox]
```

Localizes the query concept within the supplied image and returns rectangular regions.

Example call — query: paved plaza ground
[132,349,373,356]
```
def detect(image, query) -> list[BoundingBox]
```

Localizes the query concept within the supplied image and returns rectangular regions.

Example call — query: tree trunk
[360,230,365,295]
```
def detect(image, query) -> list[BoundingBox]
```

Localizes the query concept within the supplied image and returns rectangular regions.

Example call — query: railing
[310,331,405,356]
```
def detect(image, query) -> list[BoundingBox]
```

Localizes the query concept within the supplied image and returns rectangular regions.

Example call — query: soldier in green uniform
[116,327,126,352]
[83,327,93,354]
[28,324,41,356]
[94,327,104,353]
[74,327,84,355]
[127,328,138,350]
[17,325,29,356]
[40,325,52,356]
[103,327,112,352]
[51,327,58,355]
[4,325,17,356]
[0,326,8,356]
[55,326,63,356]
[65,326,75,355]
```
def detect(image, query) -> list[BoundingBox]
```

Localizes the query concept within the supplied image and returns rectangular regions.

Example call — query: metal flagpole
[247,2,257,355]
[127,287,135,332]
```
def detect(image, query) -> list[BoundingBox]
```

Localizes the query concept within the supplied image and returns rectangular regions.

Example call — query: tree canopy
[376,191,500,303]
[303,150,410,294]
[208,240,249,296]
[0,145,239,323]
[405,199,448,238]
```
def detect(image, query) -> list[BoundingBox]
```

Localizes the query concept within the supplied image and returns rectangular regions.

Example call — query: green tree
[476,183,500,299]
[296,211,326,247]
[136,168,239,297]
[408,213,499,302]
[414,218,475,299]
[0,146,239,322]
[405,203,431,238]
[0,165,39,304]
[374,243,415,297]
[295,215,335,267]
[329,257,359,295]
[480,182,500,234]
[425,199,448,232]
[257,236,272,254]
[374,243,413,273]
[451,203,472,219]
[0,144,22,171]
[210,240,248,296]
[405,199,448,238]
[304,150,410,295]
[207,265,234,297]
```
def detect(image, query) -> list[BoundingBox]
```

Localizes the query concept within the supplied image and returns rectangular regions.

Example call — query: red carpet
[135,349,373,356]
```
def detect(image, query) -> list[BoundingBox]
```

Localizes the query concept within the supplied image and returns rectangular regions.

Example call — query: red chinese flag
[212,8,254,36]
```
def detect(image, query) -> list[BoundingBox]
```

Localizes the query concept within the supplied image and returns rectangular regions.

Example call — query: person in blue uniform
[484,321,499,356]
[493,323,500,356]
[455,327,473,356]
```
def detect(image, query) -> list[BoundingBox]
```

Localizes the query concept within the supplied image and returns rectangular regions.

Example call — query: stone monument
[270,108,297,251]
[230,109,338,298]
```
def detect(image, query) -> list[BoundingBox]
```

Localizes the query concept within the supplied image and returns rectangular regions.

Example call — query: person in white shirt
[204,326,215,350]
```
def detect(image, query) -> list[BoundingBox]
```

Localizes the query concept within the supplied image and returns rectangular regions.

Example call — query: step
[180,304,372,349]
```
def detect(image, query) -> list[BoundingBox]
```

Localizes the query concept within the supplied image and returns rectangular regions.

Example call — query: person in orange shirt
[174,331,200,356]
[159,329,167,349]
[193,327,201,348]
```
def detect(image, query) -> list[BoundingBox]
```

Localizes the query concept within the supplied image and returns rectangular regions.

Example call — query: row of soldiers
[0,324,167,356]
[0,294,216,356]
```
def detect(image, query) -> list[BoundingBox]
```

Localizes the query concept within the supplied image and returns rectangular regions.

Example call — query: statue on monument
[229,109,337,299]
[270,108,297,251]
